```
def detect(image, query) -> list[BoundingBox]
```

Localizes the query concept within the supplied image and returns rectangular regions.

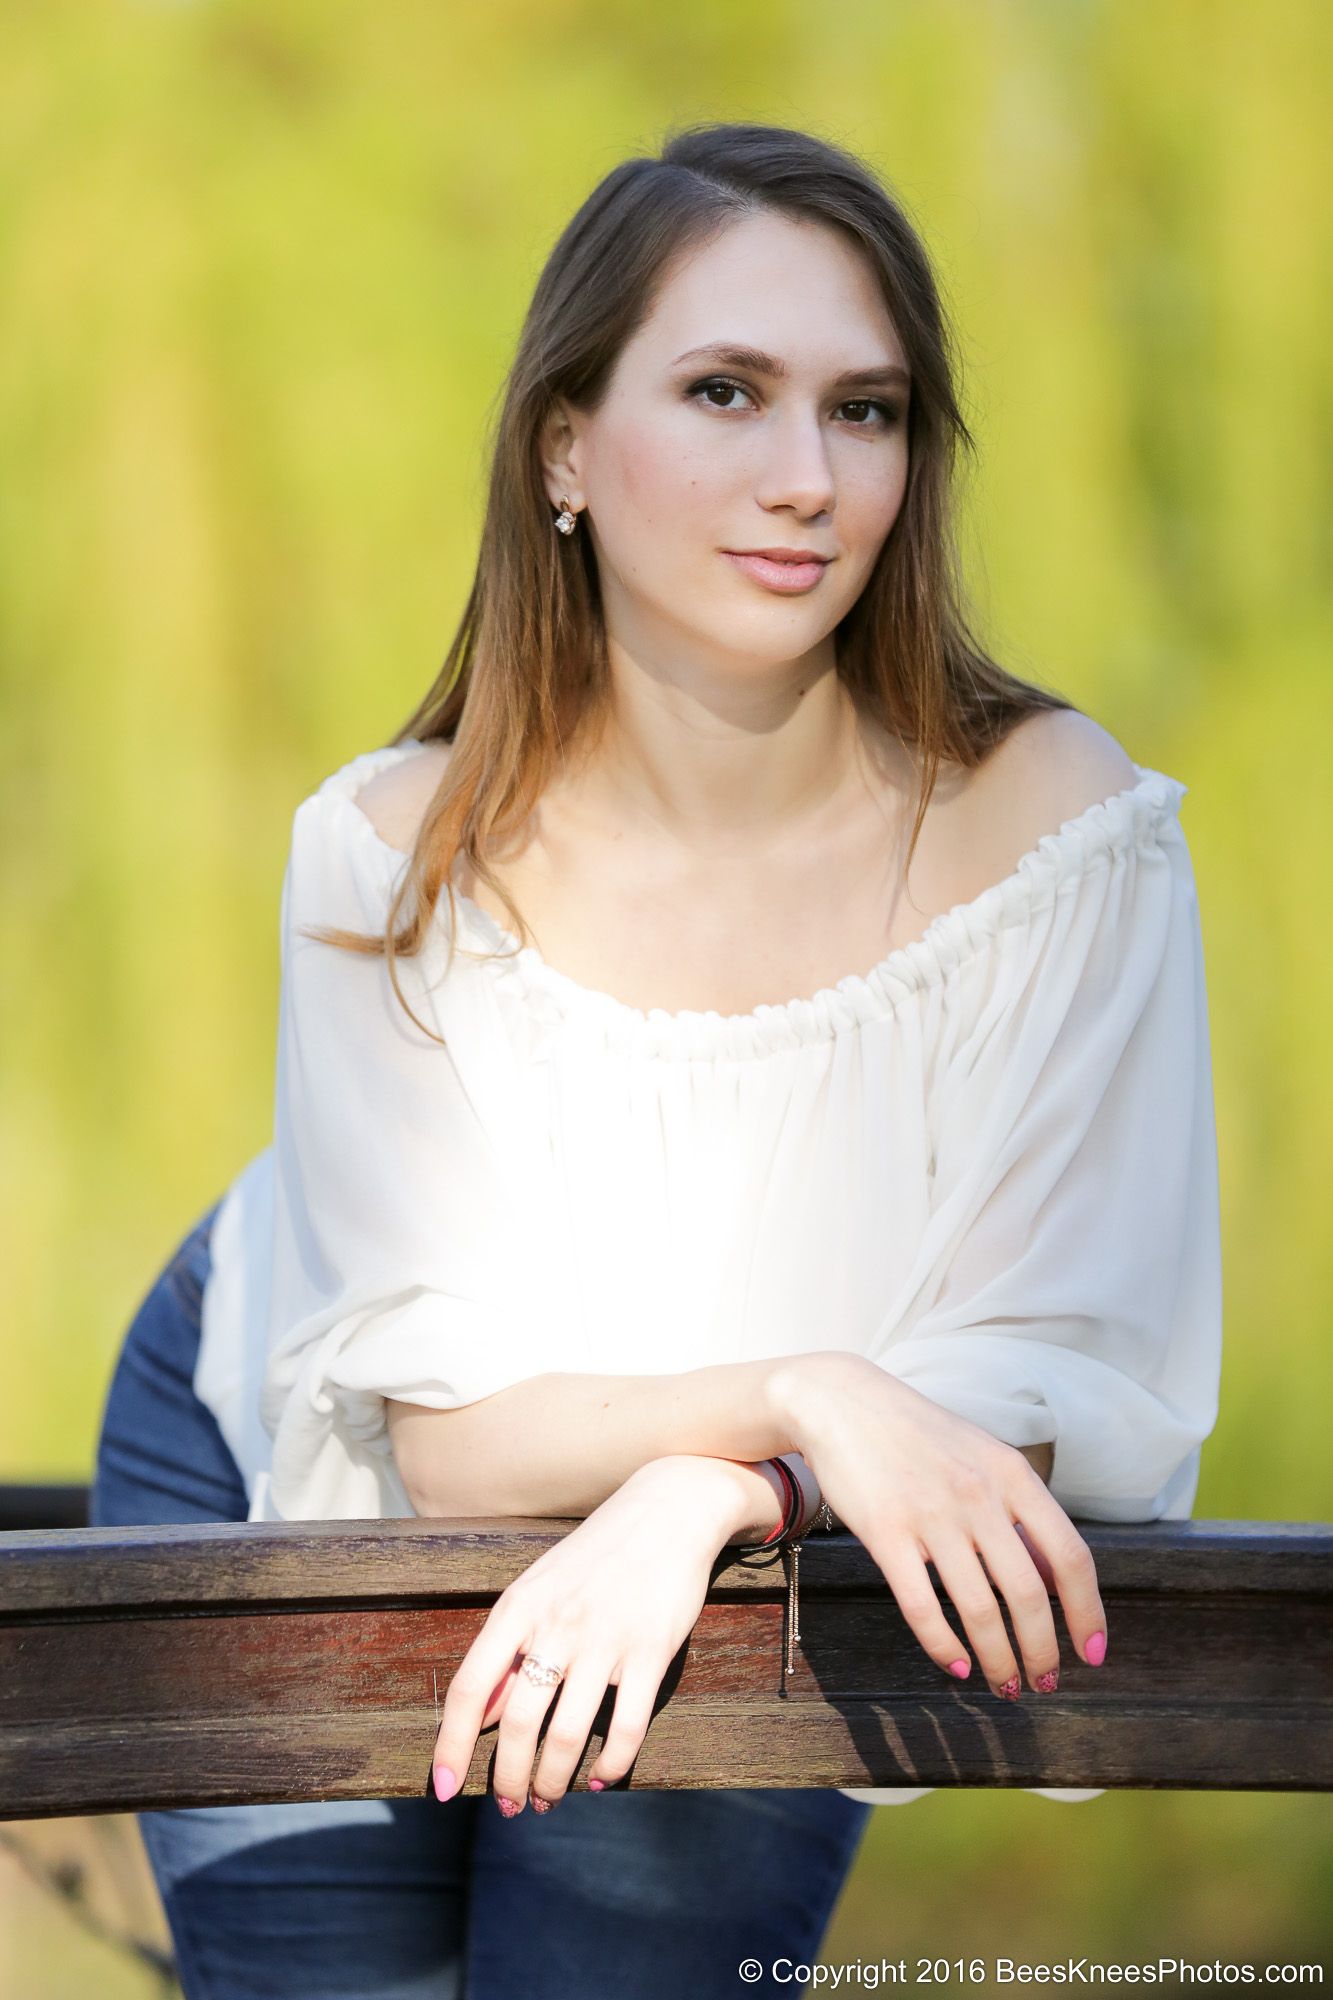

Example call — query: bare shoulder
[351,740,454,855]
[980,707,1137,818]
[955,708,1140,880]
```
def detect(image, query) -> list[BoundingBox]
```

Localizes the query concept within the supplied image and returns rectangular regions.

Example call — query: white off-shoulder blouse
[194,736,1223,1809]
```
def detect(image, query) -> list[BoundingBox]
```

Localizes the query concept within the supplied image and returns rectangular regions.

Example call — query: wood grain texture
[1,1511,1329,1818]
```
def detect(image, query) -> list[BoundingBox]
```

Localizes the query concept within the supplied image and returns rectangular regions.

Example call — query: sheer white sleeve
[870,802,1223,1523]
[256,788,544,1521]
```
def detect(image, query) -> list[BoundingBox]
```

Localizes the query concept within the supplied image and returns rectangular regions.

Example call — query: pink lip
[722,551,830,594]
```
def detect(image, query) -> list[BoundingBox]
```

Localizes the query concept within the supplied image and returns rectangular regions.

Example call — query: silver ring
[520,1652,566,1689]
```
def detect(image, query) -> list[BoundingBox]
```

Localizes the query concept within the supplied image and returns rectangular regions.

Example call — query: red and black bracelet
[733,1455,829,1679]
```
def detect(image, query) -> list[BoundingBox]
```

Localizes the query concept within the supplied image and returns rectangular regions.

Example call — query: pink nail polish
[1084,1631,1107,1667]
[530,1794,554,1814]
[947,1658,970,1679]
[1035,1668,1059,1693]
[995,1674,1021,1701]
[432,1766,457,1802]
[587,1778,605,1791]
[495,1795,521,1817]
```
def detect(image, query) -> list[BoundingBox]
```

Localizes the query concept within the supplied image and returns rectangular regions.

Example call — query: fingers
[434,1606,633,1816]
[526,1658,617,1805]
[440,1638,672,1814]
[1007,1482,1109,1668]
[432,1597,534,1805]
[510,1648,671,1808]
[926,1532,1031,1697]
[972,1517,1062,1692]
[490,1651,608,1815]
[580,1655,665,1791]
[930,1492,1108,1699]
[873,1537,976,1682]
[1012,1518,1058,1594]
[478,1655,523,1733]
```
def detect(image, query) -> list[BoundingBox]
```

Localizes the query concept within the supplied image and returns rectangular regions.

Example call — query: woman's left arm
[867,790,1223,1525]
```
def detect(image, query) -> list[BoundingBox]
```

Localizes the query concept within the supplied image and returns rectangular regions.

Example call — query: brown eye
[686,376,756,412]
[839,399,901,428]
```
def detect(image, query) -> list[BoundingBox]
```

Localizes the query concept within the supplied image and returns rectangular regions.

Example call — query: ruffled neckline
[318,737,1188,1062]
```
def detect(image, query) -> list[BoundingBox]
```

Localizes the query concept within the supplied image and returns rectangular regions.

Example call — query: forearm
[390,1351,1055,1523]
[389,1354,836,1522]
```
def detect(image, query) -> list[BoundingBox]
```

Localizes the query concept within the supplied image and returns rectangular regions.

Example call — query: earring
[554,496,579,536]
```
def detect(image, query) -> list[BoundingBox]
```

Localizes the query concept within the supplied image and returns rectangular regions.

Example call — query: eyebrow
[670,342,911,392]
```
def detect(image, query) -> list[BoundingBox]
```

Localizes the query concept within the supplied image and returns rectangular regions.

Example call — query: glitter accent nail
[495,1795,521,1817]
[995,1674,1021,1701]
[1035,1668,1060,1693]
[530,1795,554,1813]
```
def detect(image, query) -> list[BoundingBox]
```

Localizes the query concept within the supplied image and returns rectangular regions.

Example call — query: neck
[568,641,902,860]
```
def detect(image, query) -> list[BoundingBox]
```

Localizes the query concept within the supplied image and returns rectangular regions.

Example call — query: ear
[537,395,584,512]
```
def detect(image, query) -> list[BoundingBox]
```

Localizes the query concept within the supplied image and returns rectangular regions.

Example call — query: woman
[91,119,1223,1998]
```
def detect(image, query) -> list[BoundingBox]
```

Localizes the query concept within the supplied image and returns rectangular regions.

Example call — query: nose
[753,410,837,522]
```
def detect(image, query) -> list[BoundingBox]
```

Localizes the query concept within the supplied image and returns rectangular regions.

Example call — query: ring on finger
[520,1652,566,1689]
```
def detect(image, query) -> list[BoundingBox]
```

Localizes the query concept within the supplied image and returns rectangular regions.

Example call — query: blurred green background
[1,0,1329,1990]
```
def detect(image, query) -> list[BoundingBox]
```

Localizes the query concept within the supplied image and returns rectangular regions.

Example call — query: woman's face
[545,209,911,681]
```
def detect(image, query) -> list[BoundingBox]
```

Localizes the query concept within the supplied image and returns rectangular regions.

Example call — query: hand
[429,1456,749,1814]
[782,1354,1107,1699]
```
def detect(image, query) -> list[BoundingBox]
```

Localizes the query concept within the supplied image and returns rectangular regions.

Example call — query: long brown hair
[306,119,1073,1041]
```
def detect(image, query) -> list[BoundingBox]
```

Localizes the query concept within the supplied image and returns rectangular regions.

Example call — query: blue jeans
[90,1201,872,1999]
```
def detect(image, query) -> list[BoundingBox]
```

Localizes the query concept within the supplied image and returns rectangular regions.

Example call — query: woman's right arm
[388,1372,1053,1521]
[385,1352,837,1522]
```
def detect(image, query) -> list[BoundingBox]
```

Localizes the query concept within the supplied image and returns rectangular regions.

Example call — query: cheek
[843,448,908,546]
[602,413,720,524]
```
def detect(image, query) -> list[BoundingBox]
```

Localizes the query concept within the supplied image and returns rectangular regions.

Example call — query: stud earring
[553,496,579,536]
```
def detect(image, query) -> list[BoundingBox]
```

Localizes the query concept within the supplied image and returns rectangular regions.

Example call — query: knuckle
[1009,1575,1050,1615]
[604,1697,649,1741]
[1041,1511,1089,1559]
[447,1667,488,1704]
[1057,1531,1098,1580]
[948,1576,998,1616]
[892,1586,939,1625]
[603,1721,645,1761]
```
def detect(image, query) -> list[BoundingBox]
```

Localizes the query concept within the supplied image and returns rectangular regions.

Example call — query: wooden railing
[1,1491,1329,1818]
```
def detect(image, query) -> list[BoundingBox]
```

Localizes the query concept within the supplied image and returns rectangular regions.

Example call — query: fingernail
[1084,1630,1107,1667]
[530,1794,554,1814]
[432,1766,457,1802]
[1035,1667,1060,1693]
[995,1674,1021,1701]
[947,1658,971,1679]
[495,1794,521,1817]
[587,1778,605,1791]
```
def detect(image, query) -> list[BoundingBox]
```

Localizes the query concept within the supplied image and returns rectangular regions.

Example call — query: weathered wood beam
[1,1517,1328,1819]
